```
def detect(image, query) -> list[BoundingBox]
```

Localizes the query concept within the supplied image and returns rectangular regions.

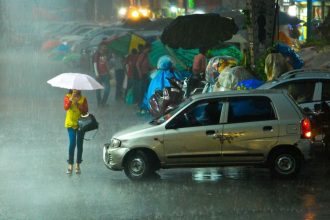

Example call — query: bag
[125,88,134,105]
[123,74,128,89]
[78,113,99,132]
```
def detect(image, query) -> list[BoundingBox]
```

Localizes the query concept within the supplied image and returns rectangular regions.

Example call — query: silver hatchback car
[103,90,313,180]
[258,69,330,111]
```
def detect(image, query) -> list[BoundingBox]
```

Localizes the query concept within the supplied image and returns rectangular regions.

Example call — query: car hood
[112,122,160,140]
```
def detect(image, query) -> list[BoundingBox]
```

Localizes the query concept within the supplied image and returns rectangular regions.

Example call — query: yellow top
[64,94,87,129]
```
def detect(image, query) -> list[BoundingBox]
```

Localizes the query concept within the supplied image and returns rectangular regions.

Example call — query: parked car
[258,68,330,145]
[103,90,313,180]
[71,26,133,53]
[258,69,330,111]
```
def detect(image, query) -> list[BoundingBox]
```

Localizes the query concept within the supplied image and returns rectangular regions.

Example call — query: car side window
[274,81,315,103]
[171,100,223,128]
[228,96,276,123]
[322,81,330,101]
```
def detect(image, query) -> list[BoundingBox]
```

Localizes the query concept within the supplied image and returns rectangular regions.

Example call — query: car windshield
[149,98,192,125]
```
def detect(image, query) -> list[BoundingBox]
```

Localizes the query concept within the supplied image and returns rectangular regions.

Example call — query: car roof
[259,69,330,89]
[278,69,330,80]
[191,89,285,100]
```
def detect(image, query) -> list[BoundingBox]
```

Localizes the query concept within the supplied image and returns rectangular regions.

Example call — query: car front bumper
[103,144,129,171]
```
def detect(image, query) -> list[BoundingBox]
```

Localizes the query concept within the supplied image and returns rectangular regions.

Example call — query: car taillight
[301,118,312,139]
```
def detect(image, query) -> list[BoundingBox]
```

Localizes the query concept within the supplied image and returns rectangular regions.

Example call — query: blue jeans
[67,128,85,164]
[96,74,111,105]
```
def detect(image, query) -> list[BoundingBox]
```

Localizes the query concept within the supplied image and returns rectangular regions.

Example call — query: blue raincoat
[141,55,190,110]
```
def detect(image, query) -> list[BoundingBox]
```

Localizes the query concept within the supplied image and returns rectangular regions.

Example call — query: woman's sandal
[66,165,73,175]
[75,164,81,174]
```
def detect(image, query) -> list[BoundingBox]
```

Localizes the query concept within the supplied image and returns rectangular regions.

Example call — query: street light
[170,6,178,13]
[288,4,297,17]
[118,7,127,17]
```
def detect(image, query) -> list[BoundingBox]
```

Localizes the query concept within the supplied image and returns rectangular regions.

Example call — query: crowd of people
[90,41,187,114]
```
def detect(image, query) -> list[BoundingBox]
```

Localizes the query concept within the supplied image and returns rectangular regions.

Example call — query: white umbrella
[47,73,104,90]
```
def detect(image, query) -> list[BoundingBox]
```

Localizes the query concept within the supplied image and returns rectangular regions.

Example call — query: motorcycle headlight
[111,138,121,148]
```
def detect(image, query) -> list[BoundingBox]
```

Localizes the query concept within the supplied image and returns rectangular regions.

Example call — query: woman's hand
[70,96,79,105]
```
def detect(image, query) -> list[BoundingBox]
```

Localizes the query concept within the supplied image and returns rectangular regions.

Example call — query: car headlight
[111,138,121,148]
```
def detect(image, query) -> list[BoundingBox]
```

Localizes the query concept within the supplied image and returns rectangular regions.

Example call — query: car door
[163,99,224,166]
[221,96,279,163]
[321,80,330,106]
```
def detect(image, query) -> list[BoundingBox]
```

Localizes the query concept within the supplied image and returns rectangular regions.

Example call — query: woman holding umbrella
[47,73,103,175]
[64,89,88,175]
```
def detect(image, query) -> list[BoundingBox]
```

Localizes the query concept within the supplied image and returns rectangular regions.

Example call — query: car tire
[269,149,301,178]
[124,151,151,181]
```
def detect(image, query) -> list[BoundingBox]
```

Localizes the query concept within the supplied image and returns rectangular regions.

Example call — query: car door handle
[263,126,273,131]
[206,130,216,135]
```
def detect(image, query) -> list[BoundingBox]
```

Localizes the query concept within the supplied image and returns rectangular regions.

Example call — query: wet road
[1,48,330,220]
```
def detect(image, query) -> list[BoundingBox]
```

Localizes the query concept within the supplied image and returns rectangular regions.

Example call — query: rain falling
[1,0,330,219]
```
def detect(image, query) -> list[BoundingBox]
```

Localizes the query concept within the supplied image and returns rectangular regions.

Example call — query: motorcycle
[304,102,330,149]
[149,77,185,118]
[148,75,207,118]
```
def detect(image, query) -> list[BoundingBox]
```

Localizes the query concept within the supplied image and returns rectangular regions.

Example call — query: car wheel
[124,151,151,180]
[270,149,301,178]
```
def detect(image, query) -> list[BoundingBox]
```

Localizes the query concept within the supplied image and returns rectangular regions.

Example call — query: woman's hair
[68,89,81,95]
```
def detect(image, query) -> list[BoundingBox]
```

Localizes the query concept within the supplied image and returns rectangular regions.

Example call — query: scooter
[304,102,330,150]
[149,77,185,118]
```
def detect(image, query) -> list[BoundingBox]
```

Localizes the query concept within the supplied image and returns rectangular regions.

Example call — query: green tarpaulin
[149,40,243,71]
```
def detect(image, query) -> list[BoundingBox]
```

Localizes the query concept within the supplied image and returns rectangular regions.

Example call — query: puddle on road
[192,167,251,182]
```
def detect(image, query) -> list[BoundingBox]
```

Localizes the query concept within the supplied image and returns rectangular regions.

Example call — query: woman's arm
[64,95,71,110]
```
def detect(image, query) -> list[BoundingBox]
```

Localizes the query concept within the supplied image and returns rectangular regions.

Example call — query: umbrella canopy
[107,32,146,57]
[161,13,238,49]
[47,73,104,90]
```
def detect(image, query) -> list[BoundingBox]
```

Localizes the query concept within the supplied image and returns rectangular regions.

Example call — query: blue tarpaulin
[275,43,304,69]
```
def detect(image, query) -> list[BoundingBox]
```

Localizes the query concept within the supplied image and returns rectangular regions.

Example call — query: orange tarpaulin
[41,40,61,52]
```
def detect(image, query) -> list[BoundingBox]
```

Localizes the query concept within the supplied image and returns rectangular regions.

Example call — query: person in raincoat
[64,89,88,175]
[143,55,178,111]
[264,43,304,81]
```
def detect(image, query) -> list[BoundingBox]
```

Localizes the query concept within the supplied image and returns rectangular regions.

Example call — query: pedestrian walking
[124,48,138,99]
[63,89,88,175]
[111,53,125,101]
[136,44,152,113]
[93,42,111,107]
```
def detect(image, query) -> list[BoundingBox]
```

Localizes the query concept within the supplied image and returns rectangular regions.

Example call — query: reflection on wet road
[192,167,249,181]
